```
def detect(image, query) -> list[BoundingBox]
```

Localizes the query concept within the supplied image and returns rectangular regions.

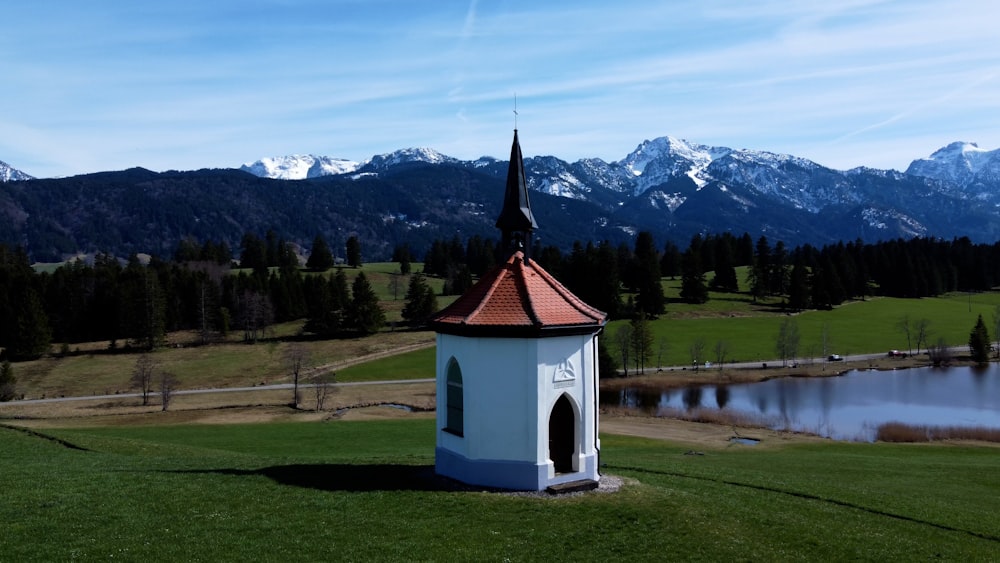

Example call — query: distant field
[7,261,1000,399]
[619,276,1000,366]
[1,419,997,560]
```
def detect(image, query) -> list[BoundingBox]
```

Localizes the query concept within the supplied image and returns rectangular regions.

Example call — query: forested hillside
[0,165,625,263]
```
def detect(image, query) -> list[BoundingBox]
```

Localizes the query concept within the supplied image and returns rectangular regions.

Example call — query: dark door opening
[549,394,575,474]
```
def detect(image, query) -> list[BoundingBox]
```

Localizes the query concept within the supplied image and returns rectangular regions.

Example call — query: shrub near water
[876,422,1000,443]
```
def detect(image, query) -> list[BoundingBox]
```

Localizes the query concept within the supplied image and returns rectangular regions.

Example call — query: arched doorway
[548,394,576,474]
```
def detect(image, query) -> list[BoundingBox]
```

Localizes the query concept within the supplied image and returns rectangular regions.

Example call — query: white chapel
[429,129,608,491]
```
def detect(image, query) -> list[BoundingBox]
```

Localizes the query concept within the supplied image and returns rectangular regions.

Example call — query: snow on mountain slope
[617,137,726,195]
[706,149,855,212]
[362,147,458,172]
[905,142,996,186]
[240,155,359,180]
[0,160,34,182]
[235,138,1000,224]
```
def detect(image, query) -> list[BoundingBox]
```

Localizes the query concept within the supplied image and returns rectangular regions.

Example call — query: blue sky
[2,0,999,178]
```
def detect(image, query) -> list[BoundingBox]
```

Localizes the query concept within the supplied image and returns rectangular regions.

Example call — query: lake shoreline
[599,353,992,392]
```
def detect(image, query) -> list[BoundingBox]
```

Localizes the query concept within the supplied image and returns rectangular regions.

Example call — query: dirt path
[601,415,827,449]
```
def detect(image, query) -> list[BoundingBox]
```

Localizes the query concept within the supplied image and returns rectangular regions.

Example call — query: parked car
[828,354,843,361]
[887,350,901,357]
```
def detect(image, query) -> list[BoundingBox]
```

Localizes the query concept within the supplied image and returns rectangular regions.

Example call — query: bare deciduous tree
[238,289,274,344]
[387,275,405,301]
[821,322,831,358]
[897,314,913,356]
[159,371,178,411]
[689,338,706,370]
[656,337,669,371]
[629,314,653,374]
[915,318,931,354]
[928,337,952,367]
[130,354,157,406]
[313,372,336,412]
[775,318,800,367]
[713,340,729,370]
[284,343,311,408]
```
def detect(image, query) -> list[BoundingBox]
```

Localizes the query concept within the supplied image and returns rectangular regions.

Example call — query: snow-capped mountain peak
[0,160,34,182]
[240,155,359,180]
[365,147,456,168]
[615,136,727,194]
[905,141,999,187]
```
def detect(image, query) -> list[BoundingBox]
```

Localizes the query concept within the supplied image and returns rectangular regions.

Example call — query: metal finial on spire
[513,93,518,130]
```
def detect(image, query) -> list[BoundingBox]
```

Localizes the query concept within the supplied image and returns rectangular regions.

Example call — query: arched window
[445,359,463,436]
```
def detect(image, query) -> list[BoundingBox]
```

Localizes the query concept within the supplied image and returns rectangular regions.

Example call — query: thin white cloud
[2,0,1000,176]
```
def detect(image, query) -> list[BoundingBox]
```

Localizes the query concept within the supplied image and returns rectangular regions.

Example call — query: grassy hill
[1,419,997,560]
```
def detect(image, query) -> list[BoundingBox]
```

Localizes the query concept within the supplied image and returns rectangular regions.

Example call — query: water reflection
[601,365,1000,441]
[715,385,730,410]
[682,387,703,410]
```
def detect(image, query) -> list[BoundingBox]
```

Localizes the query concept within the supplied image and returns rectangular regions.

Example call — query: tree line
[0,231,382,362]
[418,231,1000,317]
[5,228,1000,364]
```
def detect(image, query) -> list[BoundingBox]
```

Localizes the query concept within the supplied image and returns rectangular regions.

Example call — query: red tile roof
[430,252,607,337]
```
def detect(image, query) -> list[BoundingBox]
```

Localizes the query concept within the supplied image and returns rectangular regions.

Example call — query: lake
[600,365,1000,441]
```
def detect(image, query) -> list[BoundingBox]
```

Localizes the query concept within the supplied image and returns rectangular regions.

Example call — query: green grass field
[2,419,998,560]
[615,275,1000,366]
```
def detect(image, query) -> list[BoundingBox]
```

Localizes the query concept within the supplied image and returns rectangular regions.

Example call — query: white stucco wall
[435,331,602,489]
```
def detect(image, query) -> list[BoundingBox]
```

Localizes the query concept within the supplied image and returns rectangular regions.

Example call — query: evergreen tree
[679,249,709,304]
[748,236,771,302]
[659,241,682,280]
[173,237,202,262]
[349,271,384,335]
[443,265,473,296]
[303,269,349,337]
[629,313,654,373]
[534,243,563,274]
[277,241,300,272]
[633,231,665,317]
[709,239,739,292]
[735,232,755,266]
[9,284,52,360]
[239,232,268,274]
[969,314,991,365]
[120,264,166,350]
[306,235,335,271]
[594,241,623,318]
[769,241,790,296]
[423,239,449,277]
[345,236,362,268]
[787,258,810,311]
[401,273,438,326]
[465,235,496,276]
[597,337,618,378]
[392,243,413,275]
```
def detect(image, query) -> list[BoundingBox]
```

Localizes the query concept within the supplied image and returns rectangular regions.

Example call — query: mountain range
[1,138,999,263]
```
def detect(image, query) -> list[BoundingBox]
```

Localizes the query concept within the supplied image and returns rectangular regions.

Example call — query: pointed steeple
[495,129,538,258]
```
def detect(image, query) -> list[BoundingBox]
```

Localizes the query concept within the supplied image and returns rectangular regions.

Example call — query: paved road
[620,346,968,375]
[3,378,437,406]
[0,340,437,407]
[3,343,966,406]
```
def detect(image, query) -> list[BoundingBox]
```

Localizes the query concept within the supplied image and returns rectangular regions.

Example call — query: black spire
[495,129,538,258]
